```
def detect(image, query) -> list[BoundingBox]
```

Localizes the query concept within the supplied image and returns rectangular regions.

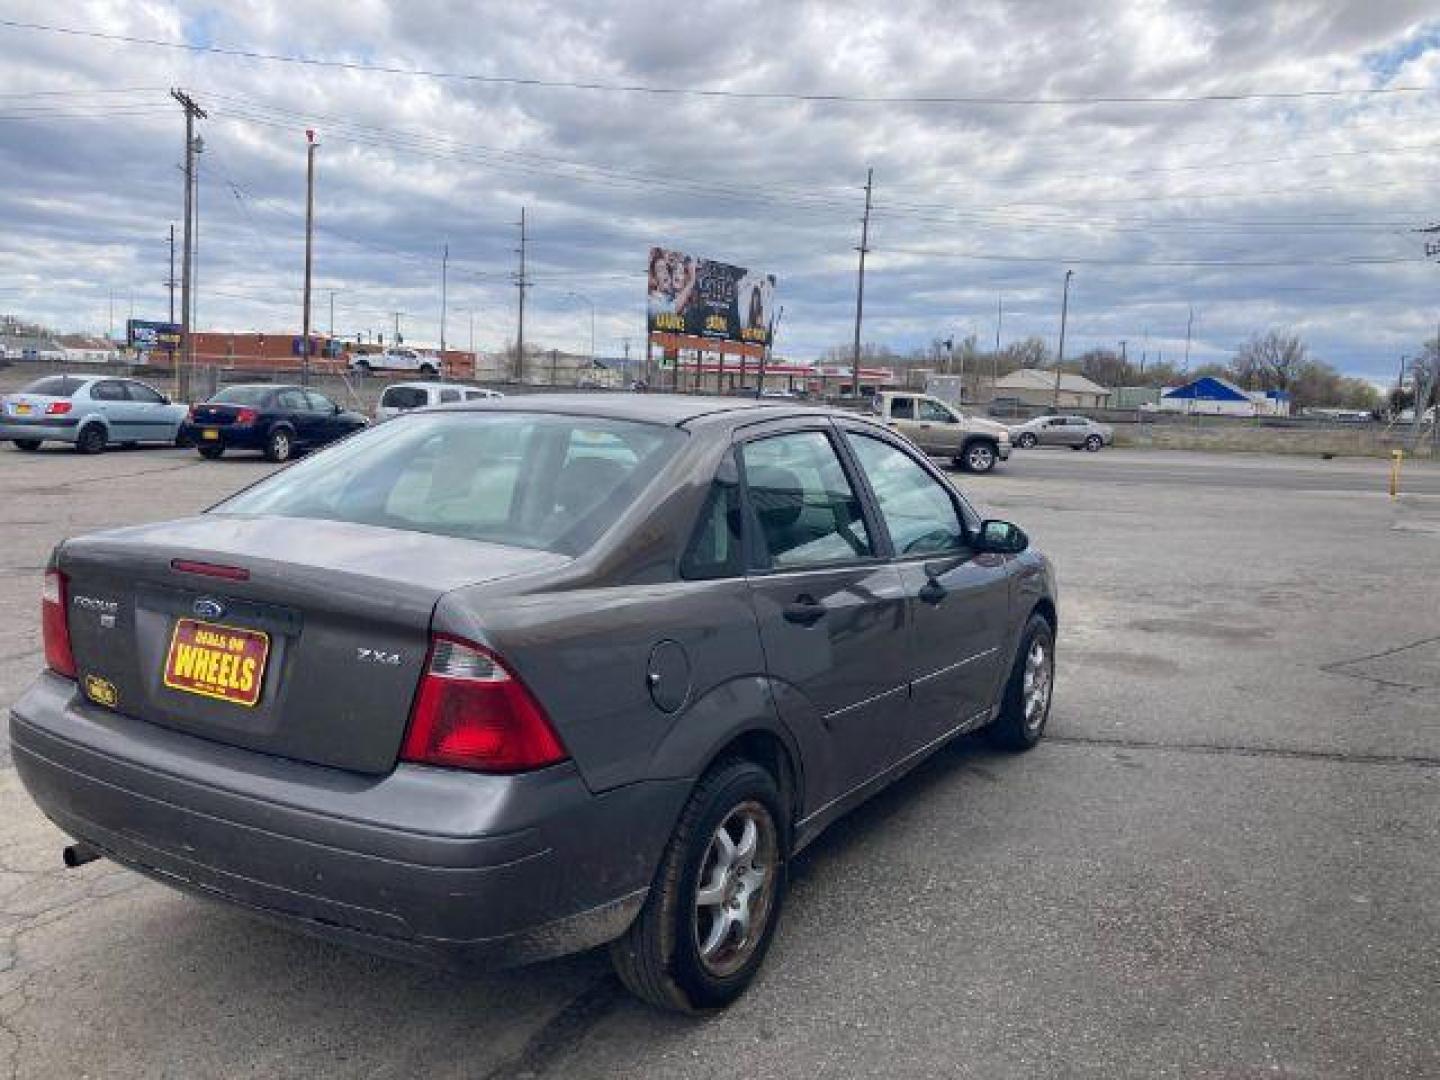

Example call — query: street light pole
[301,128,317,388]
[1053,269,1074,410]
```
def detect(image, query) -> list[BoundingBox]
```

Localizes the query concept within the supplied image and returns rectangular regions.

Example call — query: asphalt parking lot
[2,442,1438,1079]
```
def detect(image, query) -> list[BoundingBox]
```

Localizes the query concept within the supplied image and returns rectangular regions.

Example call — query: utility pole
[301,128,317,387]
[756,304,783,398]
[166,224,177,324]
[1053,269,1074,410]
[993,295,1003,396]
[390,311,404,345]
[108,289,114,340]
[328,290,336,338]
[1120,339,1128,365]
[439,243,449,376]
[1183,305,1194,374]
[171,88,206,400]
[514,208,530,382]
[850,168,873,401]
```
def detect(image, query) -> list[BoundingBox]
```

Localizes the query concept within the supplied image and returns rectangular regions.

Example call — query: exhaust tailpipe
[62,842,101,868]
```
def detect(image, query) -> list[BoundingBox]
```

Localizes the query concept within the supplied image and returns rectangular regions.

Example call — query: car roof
[426,392,856,430]
[383,381,485,391]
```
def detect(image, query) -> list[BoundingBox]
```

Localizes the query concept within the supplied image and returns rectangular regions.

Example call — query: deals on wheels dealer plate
[163,618,269,707]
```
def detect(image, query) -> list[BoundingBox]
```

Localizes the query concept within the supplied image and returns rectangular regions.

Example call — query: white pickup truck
[870,391,1012,472]
[349,348,443,376]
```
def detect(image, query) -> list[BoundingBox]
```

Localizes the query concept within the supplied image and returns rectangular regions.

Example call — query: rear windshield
[215,412,685,555]
[20,376,83,397]
[209,387,273,406]
[381,386,428,409]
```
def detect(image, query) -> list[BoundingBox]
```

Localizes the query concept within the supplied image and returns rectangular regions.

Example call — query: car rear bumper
[10,671,688,968]
[179,422,266,450]
[0,417,80,441]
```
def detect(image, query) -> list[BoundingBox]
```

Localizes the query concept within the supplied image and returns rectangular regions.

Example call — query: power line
[0,19,1431,107]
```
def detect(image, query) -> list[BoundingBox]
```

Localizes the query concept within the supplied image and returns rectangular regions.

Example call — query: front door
[841,426,1012,748]
[740,425,910,801]
[89,379,138,440]
[911,397,963,456]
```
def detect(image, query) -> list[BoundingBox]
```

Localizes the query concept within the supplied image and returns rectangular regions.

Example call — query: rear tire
[1085,434,1103,452]
[75,424,106,455]
[610,758,789,1013]
[959,440,998,473]
[12,439,41,451]
[1016,432,1037,449]
[263,427,294,463]
[986,613,1055,752]
[197,444,224,460]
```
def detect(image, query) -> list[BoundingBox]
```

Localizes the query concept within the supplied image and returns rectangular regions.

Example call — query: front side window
[303,391,335,412]
[276,388,309,410]
[916,399,954,423]
[216,413,684,556]
[741,430,872,569]
[125,381,166,404]
[846,433,965,556]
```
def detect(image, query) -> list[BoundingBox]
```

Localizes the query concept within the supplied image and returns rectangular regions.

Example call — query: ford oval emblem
[193,597,226,620]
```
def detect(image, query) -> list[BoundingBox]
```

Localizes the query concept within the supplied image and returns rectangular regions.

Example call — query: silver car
[374,381,503,422]
[1,374,188,453]
[12,395,1057,1012]
[1009,414,1113,451]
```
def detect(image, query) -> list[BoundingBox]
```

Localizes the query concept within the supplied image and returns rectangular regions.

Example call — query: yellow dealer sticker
[163,618,269,707]
[83,674,118,708]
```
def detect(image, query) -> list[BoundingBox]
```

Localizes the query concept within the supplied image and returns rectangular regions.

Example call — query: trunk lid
[189,403,248,426]
[58,515,568,773]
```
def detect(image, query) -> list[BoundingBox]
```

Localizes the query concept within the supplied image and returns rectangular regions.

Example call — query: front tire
[75,424,106,455]
[1016,432,1037,449]
[959,440,998,473]
[12,439,41,451]
[611,758,788,1013]
[263,427,294,463]
[986,613,1055,751]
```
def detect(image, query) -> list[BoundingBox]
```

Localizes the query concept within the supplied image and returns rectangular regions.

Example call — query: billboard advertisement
[647,247,775,346]
[126,319,181,351]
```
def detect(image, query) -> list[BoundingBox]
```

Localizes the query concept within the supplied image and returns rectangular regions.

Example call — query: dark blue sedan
[181,384,369,462]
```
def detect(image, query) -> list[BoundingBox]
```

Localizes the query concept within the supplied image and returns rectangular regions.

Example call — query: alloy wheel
[1021,637,1052,733]
[967,444,995,471]
[693,801,779,978]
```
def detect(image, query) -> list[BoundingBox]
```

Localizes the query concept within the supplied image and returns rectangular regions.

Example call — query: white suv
[374,381,503,422]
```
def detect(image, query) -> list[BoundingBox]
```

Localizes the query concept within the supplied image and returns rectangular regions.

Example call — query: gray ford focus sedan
[11,394,1057,1012]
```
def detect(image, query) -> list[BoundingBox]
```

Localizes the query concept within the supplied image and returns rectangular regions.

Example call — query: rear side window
[91,380,128,402]
[889,397,914,420]
[210,387,271,407]
[740,431,872,569]
[439,389,461,403]
[20,376,81,397]
[380,386,427,410]
[681,454,744,580]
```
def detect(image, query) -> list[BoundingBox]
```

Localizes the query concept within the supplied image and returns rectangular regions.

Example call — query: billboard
[647,247,775,347]
[126,319,180,351]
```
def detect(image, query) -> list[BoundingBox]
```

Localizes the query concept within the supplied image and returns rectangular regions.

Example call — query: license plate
[202,428,219,440]
[15,404,31,415]
[163,619,269,707]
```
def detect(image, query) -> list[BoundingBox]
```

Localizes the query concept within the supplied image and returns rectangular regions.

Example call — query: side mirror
[975,519,1028,555]
[332,402,342,414]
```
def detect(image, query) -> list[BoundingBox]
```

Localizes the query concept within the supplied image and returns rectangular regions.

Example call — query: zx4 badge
[356,648,401,665]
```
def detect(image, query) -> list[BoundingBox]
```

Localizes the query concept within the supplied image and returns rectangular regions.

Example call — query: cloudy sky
[0,1,1437,379]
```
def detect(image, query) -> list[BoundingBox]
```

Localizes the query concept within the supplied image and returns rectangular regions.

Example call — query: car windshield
[209,387,272,407]
[215,412,685,555]
[19,376,83,397]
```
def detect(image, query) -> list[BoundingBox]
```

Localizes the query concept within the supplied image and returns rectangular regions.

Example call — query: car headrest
[556,456,629,516]
[746,465,805,530]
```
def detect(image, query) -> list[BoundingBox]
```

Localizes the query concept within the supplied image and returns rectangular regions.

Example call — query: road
[2,443,1437,1078]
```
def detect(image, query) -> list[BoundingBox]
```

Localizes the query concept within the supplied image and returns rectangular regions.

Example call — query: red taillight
[234,408,258,425]
[45,401,72,415]
[42,570,76,679]
[401,636,567,773]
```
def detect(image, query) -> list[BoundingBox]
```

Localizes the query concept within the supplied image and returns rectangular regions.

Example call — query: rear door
[740,421,910,799]
[89,379,136,439]
[840,424,1012,748]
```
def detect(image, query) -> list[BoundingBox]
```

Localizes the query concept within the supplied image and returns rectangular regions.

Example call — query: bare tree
[1232,329,1308,393]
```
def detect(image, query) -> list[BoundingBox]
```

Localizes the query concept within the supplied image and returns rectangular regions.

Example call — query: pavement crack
[478,975,623,1080]
[1047,734,1440,768]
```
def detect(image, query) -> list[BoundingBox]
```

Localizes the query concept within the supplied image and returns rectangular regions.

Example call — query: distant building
[992,368,1112,409]
[1157,376,1290,417]
[1110,385,1162,410]
[56,334,120,365]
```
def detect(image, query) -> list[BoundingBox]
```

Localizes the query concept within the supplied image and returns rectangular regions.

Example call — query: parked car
[869,390,1012,472]
[1009,414,1113,451]
[179,384,368,462]
[375,381,503,422]
[349,348,444,376]
[12,395,1057,1013]
[1,374,186,453]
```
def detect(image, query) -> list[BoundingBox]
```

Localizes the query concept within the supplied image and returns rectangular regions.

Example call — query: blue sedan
[180,384,369,462]
[1,374,188,453]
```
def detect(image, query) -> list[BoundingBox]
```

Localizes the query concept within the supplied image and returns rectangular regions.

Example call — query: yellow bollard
[1389,449,1403,498]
